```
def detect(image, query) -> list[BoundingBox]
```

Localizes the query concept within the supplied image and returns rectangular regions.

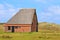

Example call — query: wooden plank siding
[4,24,31,32]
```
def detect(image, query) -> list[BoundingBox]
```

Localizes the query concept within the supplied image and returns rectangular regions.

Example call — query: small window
[15,26,18,28]
[8,26,10,30]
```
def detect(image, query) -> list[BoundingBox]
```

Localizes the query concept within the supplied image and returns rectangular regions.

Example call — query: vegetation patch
[0,22,60,40]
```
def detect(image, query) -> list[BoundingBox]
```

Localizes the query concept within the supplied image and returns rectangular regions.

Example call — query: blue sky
[0,0,60,24]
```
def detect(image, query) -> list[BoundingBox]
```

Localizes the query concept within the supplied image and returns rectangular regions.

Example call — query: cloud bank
[39,5,60,23]
[0,3,20,23]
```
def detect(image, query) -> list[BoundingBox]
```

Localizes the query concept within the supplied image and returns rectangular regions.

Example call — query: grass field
[0,23,60,40]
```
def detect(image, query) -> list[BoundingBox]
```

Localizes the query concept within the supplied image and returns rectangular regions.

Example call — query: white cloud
[53,17,60,20]
[0,4,5,9]
[39,12,52,20]
[0,3,19,15]
[47,6,60,14]
[3,1,14,8]
[39,5,60,22]
[8,8,16,12]
[0,3,20,22]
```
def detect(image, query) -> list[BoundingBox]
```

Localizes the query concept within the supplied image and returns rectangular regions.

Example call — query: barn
[4,9,38,32]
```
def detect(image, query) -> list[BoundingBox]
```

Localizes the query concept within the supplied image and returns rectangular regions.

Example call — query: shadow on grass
[0,35,12,39]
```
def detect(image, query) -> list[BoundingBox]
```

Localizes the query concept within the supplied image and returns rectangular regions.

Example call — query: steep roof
[7,8,36,24]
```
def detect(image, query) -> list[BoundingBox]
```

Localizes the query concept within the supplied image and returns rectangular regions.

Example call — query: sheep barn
[4,9,38,32]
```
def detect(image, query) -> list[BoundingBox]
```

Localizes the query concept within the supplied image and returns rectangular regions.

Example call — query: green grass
[0,31,60,40]
[0,23,60,40]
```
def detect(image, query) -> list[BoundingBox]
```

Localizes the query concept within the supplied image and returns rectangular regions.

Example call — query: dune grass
[0,31,60,40]
[0,24,60,40]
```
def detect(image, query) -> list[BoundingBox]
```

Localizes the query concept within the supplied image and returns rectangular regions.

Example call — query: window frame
[8,26,11,30]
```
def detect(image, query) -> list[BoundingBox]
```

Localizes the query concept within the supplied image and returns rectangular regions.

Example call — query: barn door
[12,26,14,32]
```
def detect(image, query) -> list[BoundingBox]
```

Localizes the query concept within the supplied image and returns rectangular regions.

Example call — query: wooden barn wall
[4,24,31,32]
[31,13,38,32]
